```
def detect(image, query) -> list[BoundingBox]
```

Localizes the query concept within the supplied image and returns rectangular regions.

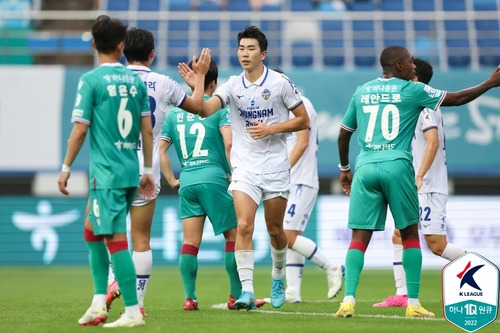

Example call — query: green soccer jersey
[71,63,150,189]
[161,97,231,189]
[341,77,445,168]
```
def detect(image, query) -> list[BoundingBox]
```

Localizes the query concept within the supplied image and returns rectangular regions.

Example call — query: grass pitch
[1,266,498,332]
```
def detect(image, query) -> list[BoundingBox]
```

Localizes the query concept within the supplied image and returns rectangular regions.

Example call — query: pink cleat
[105,280,121,311]
[373,294,408,307]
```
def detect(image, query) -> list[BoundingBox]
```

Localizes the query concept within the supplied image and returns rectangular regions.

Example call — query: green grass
[1,267,498,332]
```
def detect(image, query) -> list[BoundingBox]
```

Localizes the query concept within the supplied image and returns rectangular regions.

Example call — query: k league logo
[442,252,499,333]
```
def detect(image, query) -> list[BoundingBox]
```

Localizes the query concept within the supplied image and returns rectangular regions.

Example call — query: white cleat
[102,313,145,328]
[327,264,343,299]
[78,305,108,326]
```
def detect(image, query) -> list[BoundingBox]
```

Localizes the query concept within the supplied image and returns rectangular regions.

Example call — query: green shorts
[348,159,419,231]
[88,187,137,235]
[179,183,237,235]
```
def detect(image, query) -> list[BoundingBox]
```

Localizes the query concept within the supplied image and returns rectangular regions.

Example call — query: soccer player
[160,59,265,311]
[104,28,211,315]
[273,69,343,303]
[335,46,500,318]
[373,58,466,308]
[180,25,310,309]
[57,15,154,328]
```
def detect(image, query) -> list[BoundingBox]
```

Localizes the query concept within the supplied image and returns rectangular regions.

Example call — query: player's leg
[179,215,204,310]
[335,162,383,318]
[285,184,343,300]
[79,212,109,326]
[421,193,466,260]
[373,229,408,307]
[263,195,288,308]
[232,189,259,309]
[390,161,434,318]
[102,188,144,327]
[129,197,156,315]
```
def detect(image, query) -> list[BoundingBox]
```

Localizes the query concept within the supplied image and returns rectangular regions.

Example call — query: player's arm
[337,127,353,196]
[220,125,233,171]
[139,115,155,199]
[289,127,309,168]
[247,103,310,140]
[441,65,500,106]
[58,122,88,195]
[415,127,438,190]
[159,139,180,190]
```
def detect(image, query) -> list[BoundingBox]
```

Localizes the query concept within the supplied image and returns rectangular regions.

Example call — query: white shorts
[418,192,448,236]
[132,182,160,207]
[228,168,290,205]
[284,184,318,232]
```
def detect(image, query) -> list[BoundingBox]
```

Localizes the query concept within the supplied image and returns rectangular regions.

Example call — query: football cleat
[78,305,108,326]
[233,291,257,310]
[228,294,265,310]
[183,298,200,311]
[326,264,344,299]
[270,278,285,308]
[102,313,145,328]
[334,301,355,318]
[105,280,121,311]
[406,304,435,318]
[373,294,408,307]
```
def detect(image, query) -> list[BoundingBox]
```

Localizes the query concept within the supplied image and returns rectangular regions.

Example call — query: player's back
[75,64,149,189]
[162,104,231,189]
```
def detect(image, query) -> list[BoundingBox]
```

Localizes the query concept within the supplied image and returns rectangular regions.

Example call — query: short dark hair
[237,25,268,52]
[92,15,127,54]
[380,45,409,68]
[124,28,155,62]
[413,57,433,84]
[188,59,218,91]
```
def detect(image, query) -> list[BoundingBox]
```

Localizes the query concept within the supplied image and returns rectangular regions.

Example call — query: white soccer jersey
[287,96,319,189]
[412,107,448,195]
[214,67,303,173]
[128,65,187,186]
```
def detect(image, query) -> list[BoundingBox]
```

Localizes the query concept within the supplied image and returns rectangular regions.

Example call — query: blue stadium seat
[197,2,221,11]
[353,20,376,66]
[27,36,58,52]
[228,0,251,11]
[383,20,406,47]
[199,20,220,63]
[291,0,314,11]
[350,1,376,11]
[473,0,497,11]
[412,0,435,11]
[167,20,190,66]
[474,19,500,66]
[138,0,160,33]
[443,0,466,11]
[444,19,471,66]
[321,20,344,66]
[292,41,313,67]
[168,0,190,11]
[381,0,405,11]
[107,0,130,11]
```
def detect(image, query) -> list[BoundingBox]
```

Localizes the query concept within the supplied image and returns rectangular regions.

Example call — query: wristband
[143,167,153,175]
[61,164,71,172]
[338,163,350,172]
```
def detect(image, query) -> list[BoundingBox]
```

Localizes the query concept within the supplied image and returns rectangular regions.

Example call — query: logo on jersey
[261,89,271,101]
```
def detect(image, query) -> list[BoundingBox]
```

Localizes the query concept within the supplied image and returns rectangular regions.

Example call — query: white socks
[441,243,466,261]
[235,250,255,293]
[133,250,152,307]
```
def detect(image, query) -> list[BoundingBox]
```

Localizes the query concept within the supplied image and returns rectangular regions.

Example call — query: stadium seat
[443,0,466,11]
[107,0,130,11]
[444,20,471,67]
[292,41,313,67]
[291,0,314,11]
[473,0,497,11]
[352,20,376,66]
[380,0,405,11]
[168,0,190,11]
[350,1,376,11]
[412,0,435,11]
[228,0,251,11]
[383,20,406,47]
[475,19,500,66]
[199,20,220,63]
[321,20,344,66]
[167,20,190,66]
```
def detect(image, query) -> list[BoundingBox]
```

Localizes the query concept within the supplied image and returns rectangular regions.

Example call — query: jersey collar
[242,65,269,88]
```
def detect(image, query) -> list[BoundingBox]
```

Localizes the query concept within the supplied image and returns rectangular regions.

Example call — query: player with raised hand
[102,28,211,315]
